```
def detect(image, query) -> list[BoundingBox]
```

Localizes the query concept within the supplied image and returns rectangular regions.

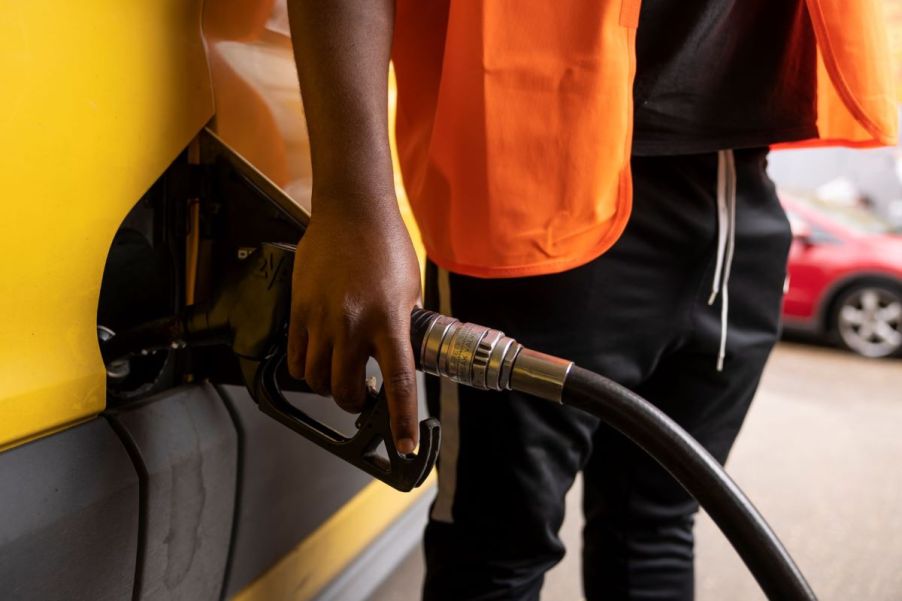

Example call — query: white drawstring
[708,150,737,371]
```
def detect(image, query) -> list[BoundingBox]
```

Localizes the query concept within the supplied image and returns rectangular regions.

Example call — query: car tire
[830,281,902,359]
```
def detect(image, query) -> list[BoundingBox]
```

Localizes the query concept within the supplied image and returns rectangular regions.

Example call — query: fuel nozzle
[99,242,440,492]
[410,309,573,403]
[100,242,295,366]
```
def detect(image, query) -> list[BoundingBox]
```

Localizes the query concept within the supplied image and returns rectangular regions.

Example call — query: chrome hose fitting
[414,310,573,403]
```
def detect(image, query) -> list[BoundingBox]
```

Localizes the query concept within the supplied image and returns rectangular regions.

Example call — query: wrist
[308,190,415,250]
[310,146,396,213]
[311,188,401,223]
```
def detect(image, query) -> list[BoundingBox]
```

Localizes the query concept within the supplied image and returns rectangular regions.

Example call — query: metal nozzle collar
[419,314,516,391]
[417,312,573,402]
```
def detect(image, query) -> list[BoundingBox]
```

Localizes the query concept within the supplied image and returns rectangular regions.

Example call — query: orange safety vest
[392,0,897,279]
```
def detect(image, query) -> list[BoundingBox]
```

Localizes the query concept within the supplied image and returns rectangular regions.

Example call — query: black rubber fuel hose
[412,308,815,599]
[563,366,816,600]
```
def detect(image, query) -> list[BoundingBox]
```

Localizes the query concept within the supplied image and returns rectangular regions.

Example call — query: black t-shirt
[632,0,818,155]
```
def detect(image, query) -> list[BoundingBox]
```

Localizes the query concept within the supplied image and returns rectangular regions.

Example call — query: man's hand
[287,0,415,450]
[287,199,422,454]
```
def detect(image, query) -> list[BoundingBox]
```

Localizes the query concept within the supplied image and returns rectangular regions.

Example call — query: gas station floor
[368,342,902,601]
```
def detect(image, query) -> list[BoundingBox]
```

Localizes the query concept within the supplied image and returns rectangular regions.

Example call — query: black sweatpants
[420,148,793,601]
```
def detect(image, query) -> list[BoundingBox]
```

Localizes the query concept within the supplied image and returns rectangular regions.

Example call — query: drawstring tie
[708,150,736,372]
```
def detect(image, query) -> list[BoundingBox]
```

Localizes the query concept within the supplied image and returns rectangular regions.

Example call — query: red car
[781,195,902,358]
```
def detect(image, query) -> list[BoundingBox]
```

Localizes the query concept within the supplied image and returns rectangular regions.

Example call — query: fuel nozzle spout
[410,308,573,403]
[184,241,295,360]
[100,242,296,366]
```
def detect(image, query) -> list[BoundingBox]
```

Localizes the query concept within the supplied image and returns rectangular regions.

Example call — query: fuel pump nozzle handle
[243,350,439,492]
[219,242,440,492]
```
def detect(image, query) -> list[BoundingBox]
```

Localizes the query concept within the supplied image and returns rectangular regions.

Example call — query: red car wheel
[832,282,902,358]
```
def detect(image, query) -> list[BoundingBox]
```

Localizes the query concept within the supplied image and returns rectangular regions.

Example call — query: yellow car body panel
[232,474,436,601]
[0,1,214,449]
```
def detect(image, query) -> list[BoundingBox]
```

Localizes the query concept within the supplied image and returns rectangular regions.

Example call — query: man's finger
[331,340,368,413]
[375,327,418,455]
[287,324,308,381]
[304,333,333,396]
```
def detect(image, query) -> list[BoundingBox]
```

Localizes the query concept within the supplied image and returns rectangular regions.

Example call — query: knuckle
[383,306,411,328]
[386,370,416,399]
[363,302,401,330]
[338,302,364,331]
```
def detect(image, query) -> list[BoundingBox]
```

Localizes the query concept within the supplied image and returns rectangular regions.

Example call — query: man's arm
[286,0,421,454]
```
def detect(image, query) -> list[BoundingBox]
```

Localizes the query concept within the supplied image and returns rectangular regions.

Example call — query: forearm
[287,0,396,212]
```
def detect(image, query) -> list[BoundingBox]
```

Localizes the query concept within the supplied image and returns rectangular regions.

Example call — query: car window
[786,210,841,244]
[793,198,896,235]
[816,204,895,235]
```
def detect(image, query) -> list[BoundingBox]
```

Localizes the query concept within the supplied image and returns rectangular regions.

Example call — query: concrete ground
[367,342,902,601]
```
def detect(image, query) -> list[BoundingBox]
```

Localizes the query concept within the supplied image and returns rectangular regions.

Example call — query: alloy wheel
[836,286,902,358]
